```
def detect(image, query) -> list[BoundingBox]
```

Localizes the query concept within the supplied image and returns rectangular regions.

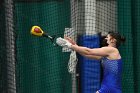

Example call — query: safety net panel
[14,0,72,93]
[0,1,6,92]
[0,0,16,93]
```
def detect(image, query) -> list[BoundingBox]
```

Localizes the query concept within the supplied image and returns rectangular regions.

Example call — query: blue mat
[78,34,101,93]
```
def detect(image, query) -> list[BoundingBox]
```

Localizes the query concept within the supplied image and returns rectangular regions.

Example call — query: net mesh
[14,1,71,93]
[0,1,6,92]
[0,0,16,93]
[0,0,140,93]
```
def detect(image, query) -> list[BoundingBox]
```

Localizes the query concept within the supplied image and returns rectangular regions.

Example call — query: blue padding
[78,34,101,93]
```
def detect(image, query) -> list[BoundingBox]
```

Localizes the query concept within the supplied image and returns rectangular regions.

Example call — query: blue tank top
[98,57,122,93]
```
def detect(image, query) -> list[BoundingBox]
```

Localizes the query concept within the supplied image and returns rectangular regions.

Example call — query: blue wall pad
[78,34,101,93]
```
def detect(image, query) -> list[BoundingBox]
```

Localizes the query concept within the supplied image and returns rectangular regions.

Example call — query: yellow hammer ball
[31,26,44,36]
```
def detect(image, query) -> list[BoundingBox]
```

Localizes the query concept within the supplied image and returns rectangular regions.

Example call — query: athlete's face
[105,34,113,45]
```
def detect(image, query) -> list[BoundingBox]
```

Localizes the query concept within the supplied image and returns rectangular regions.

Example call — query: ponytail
[120,36,126,43]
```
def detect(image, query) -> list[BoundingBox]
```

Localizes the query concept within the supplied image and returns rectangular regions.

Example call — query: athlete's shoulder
[101,46,117,53]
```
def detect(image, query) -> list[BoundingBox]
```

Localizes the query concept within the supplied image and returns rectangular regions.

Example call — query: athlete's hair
[98,32,108,47]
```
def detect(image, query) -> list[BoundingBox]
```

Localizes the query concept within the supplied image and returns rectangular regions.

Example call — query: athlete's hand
[64,36,77,45]
[56,37,72,48]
